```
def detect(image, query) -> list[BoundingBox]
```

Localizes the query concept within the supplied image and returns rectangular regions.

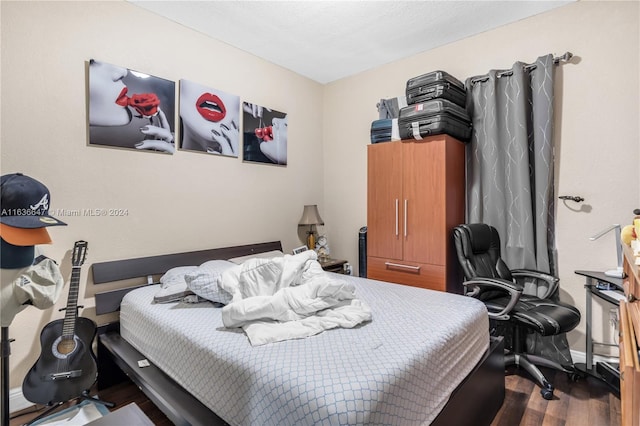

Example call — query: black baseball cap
[0,237,35,268]
[0,173,66,245]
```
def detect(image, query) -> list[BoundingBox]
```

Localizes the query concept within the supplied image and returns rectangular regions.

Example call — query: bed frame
[92,241,505,426]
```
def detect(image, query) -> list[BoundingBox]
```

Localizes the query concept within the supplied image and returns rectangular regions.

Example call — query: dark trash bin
[358,226,367,278]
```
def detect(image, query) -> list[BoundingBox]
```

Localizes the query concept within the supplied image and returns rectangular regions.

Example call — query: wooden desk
[620,243,640,426]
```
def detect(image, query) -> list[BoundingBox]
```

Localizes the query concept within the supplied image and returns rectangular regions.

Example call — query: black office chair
[453,223,581,400]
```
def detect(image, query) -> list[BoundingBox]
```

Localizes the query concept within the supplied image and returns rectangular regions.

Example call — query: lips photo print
[88,59,176,154]
[179,79,241,158]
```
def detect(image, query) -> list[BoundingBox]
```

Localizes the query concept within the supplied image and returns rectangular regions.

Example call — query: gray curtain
[465,54,572,366]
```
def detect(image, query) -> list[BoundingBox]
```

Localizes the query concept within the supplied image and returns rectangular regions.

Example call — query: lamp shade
[299,205,324,226]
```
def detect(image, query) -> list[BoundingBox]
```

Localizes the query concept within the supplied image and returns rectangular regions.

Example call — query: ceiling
[129,1,573,84]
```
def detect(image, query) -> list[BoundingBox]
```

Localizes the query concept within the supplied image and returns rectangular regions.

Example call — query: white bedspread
[220,251,372,345]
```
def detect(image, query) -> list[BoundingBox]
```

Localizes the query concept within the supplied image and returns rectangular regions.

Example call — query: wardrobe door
[402,138,446,266]
[367,142,403,261]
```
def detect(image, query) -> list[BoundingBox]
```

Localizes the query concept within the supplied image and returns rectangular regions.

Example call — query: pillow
[227,250,284,265]
[153,266,197,303]
[184,260,236,304]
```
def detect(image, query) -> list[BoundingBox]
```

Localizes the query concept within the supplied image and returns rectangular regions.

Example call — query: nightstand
[319,258,347,273]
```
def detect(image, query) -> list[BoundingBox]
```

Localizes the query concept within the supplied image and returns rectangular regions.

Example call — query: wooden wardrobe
[366,135,465,293]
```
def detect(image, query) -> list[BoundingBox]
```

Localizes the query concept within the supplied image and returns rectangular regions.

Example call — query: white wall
[1,0,324,389]
[323,0,639,353]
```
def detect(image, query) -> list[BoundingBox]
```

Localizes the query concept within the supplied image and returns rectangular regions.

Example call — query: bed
[92,241,504,426]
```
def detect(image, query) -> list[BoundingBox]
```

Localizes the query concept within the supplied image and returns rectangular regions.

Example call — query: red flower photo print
[88,59,176,154]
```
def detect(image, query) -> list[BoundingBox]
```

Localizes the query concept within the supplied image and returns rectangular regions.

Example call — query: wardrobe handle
[404,199,408,238]
[395,199,399,237]
[385,262,421,272]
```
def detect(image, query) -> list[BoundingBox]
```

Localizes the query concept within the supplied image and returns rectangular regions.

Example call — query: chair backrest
[453,223,513,281]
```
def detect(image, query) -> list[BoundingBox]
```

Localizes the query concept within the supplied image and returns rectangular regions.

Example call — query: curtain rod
[470,52,573,85]
[552,51,573,64]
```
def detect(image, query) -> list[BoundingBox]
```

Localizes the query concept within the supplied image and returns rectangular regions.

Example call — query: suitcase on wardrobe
[370,119,393,144]
[398,99,472,142]
[405,70,467,107]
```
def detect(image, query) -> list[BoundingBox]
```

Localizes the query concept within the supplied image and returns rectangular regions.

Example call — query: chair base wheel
[568,371,583,382]
[540,383,554,400]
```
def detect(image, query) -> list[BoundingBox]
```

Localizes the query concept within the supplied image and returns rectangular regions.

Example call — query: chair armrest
[463,278,523,321]
[510,269,559,299]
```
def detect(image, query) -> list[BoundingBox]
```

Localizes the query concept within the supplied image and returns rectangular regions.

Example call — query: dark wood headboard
[92,241,282,315]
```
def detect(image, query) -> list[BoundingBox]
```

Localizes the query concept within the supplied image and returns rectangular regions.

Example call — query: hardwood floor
[10,366,620,426]
[9,381,172,426]
[492,366,621,426]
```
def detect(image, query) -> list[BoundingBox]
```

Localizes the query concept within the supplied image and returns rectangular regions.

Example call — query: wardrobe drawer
[366,256,446,291]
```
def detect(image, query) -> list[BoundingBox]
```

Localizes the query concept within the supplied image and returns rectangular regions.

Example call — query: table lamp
[589,224,624,278]
[299,205,324,250]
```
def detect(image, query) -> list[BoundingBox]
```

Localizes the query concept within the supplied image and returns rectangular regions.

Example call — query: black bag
[398,99,472,142]
[405,70,467,107]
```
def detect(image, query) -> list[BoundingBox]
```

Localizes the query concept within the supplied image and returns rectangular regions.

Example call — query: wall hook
[558,195,584,203]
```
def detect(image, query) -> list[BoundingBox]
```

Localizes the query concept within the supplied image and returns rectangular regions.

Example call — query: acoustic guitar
[22,241,98,405]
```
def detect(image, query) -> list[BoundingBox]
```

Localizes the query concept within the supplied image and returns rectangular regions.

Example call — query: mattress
[120,274,489,426]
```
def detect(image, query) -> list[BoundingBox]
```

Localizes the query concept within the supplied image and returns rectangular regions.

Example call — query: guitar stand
[23,390,114,426]
[80,389,115,408]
